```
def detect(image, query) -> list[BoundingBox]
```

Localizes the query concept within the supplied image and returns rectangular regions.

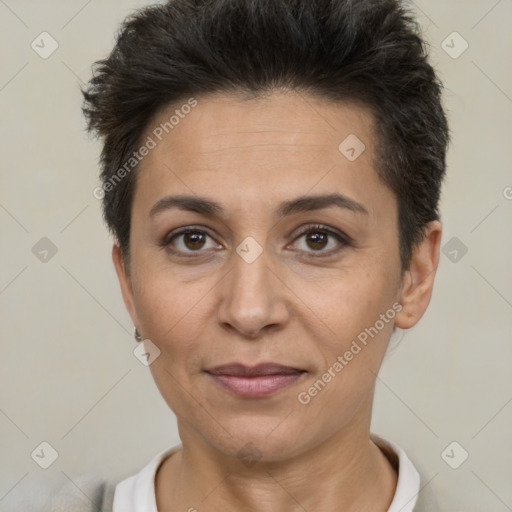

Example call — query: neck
[156,421,397,511]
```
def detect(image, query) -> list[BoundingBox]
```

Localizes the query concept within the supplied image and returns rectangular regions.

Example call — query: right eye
[162,227,222,257]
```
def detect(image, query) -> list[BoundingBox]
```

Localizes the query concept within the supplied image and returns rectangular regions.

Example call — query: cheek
[131,261,204,338]
[306,265,398,394]
[297,313,395,431]
[301,266,395,337]
[136,277,209,415]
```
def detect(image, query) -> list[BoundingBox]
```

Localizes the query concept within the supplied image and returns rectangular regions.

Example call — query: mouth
[205,363,307,398]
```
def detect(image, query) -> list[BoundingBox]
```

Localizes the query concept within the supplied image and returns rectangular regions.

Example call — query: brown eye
[291,224,350,257]
[182,231,206,250]
[164,228,220,256]
[305,231,329,251]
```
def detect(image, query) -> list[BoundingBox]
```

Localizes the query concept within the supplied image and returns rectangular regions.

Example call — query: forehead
[133,90,395,223]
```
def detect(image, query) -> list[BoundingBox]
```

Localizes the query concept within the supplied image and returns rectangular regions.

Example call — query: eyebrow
[149,193,369,219]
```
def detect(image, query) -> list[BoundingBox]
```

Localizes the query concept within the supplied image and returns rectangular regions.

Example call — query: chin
[208,419,311,463]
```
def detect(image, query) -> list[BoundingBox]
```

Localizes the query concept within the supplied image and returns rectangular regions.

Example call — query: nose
[216,244,290,339]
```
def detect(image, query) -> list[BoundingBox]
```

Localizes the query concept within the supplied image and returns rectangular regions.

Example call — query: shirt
[112,434,432,511]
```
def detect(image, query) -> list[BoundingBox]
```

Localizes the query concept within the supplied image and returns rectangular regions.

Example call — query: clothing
[49,434,438,511]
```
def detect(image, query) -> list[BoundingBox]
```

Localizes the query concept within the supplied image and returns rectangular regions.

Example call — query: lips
[205,363,307,398]
[206,363,305,377]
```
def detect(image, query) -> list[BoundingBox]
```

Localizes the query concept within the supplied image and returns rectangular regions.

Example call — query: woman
[52,0,448,510]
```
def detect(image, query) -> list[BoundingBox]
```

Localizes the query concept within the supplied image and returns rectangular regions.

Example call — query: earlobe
[394,221,442,330]
[112,243,140,328]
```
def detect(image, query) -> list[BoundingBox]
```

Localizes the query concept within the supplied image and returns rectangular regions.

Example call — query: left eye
[291,225,348,255]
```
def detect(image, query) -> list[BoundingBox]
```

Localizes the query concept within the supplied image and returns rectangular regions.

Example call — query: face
[113,90,441,462]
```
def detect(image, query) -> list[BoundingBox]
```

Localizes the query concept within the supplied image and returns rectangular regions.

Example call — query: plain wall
[1,1,511,510]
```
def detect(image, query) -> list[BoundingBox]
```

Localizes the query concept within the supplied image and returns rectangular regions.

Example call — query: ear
[395,220,442,330]
[112,243,140,329]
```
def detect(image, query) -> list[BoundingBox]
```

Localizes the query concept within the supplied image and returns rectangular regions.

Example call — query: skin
[112,89,442,511]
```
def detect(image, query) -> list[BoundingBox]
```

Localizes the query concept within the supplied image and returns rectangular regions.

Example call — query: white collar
[371,433,420,511]
[113,434,420,512]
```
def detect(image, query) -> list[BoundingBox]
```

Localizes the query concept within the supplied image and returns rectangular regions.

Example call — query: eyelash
[161,224,352,259]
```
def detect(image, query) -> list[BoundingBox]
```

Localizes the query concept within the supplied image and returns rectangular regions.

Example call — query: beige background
[1,0,511,510]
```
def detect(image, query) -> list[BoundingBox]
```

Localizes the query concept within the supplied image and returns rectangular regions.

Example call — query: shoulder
[46,474,116,512]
